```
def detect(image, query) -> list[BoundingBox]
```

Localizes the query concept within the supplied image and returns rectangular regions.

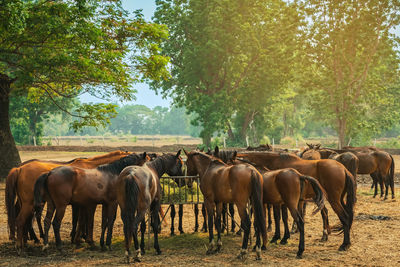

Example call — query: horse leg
[270,204,281,244]
[85,205,97,249]
[121,210,133,264]
[27,215,40,244]
[378,174,385,198]
[35,205,44,240]
[100,204,108,251]
[330,201,351,251]
[139,219,146,254]
[151,200,162,255]
[383,172,390,201]
[133,211,146,262]
[70,204,79,243]
[288,205,305,259]
[221,203,227,233]
[178,204,184,234]
[291,201,305,234]
[201,203,208,232]
[371,172,378,198]
[236,203,251,260]
[170,204,176,236]
[52,205,67,251]
[73,207,86,247]
[280,205,290,245]
[194,204,199,232]
[229,203,235,233]
[215,203,223,252]
[204,200,216,254]
[267,204,272,232]
[320,207,330,242]
[15,203,34,254]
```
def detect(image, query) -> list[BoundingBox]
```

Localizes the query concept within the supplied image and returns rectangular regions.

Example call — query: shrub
[260,135,270,145]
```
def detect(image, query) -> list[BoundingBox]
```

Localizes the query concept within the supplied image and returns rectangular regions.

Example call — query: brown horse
[230,156,326,258]
[236,151,356,251]
[320,147,394,199]
[33,152,149,251]
[5,150,131,253]
[116,151,184,263]
[184,150,266,260]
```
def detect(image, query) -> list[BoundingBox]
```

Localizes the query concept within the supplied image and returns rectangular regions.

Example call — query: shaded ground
[0,151,399,266]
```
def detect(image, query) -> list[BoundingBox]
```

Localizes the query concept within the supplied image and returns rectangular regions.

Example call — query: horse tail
[348,157,359,184]
[250,170,266,241]
[299,175,325,215]
[33,172,49,214]
[159,206,168,227]
[389,154,395,197]
[343,170,356,229]
[5,167,20,239]
[124,175,139,228]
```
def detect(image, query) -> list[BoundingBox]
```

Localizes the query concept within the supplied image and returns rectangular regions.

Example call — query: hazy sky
[80,0,171,108]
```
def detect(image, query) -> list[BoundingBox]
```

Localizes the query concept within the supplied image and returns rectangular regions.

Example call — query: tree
[0,0,169,177]
[301,0,400,148]
[153,0,303,146]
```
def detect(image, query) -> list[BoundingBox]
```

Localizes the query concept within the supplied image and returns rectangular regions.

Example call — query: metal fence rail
[160,175,203,205]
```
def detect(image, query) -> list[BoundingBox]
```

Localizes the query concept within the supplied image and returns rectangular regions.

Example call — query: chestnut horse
[5,150,131,253]
[33,152,149,251]
[116,151,184,263]
[236,151,356,252]
[184,150,266,260]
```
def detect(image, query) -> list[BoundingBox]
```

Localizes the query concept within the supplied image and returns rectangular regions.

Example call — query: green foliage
[376,138,400,149]
[1,0,170,131]
[260,136,271,145]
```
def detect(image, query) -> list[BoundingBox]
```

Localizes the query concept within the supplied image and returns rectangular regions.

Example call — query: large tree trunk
[337,117,347,149]
[0,75,21,179]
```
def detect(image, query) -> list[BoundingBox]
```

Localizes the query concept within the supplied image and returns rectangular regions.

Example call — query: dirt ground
[0,151,399,266]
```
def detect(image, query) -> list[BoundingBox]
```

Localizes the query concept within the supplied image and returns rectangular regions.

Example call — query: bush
[280,136,295,146]
[376,138,400,149]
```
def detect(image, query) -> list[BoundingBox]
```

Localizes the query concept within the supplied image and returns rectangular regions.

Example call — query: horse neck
[193,154,213,178]
[86,151,127,164]
[147,156,168,178]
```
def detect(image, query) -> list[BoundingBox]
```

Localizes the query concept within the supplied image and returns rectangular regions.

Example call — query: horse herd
[4,144,395,263]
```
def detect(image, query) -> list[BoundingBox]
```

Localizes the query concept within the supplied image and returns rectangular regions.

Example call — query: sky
[79,0,170,108]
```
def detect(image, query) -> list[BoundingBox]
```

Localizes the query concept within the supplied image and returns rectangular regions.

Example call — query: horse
[116,150,184,263]
[320,147,394,199]
[231,156,326,258]
[184,150,266,260]
[235,151,356,251]
[5,150,132,254]
[33,152,149,251]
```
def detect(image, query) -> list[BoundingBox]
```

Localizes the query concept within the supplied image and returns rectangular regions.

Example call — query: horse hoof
[267,226,272,232]
[107,245,112,251]
[320,236,328,242]
[179,230,185,235]
[156,250,162,255]
[261,245,267,251]
[270,238,279,244]
[296,254,303,259]
[280,239,288,245]
[101,246,106,252]
[140,249,146,255]
[170,232,175,236]
[255,255,262,261]
[236,230,242,236]
[339,244,350,251]
[237,250,248,260]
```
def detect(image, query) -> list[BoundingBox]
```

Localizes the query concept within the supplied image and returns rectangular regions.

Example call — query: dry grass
[0,151,399,266]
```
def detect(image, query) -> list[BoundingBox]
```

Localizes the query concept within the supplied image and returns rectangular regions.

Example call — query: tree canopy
[0,0,170,177]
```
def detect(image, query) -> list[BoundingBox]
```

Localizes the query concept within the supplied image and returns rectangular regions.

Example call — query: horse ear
[182,148,188,156]
[232,151,237,160]
[176,149,181,157]
[142,152,147,159]
[316,144,321,149]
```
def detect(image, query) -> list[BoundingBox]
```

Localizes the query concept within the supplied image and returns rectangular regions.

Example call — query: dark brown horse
[230,156,326,258]
[236,151,356,251]
[6,150,132,253]
[320,147,394,199]
[184,150,266,260]
[116,151,184,263]
[33,153,149,251]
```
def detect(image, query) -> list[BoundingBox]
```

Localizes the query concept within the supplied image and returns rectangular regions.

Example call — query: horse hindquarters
[250,170,266,256]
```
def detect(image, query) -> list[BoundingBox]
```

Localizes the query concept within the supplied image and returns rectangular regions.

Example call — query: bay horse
[320,147,394,199]
[5,150,131,254]
[116,151,184,263]
[229,155,326,258]
[184,150,266,260]
[33,152,149,251]
[235,151,356,251]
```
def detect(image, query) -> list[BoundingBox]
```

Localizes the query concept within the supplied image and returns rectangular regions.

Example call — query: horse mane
[97,153,140,175]
[192,151,226,165]
[18,157,87,166]
[85,150,128,161]
[279,152,299,161]
[147,153,180,176]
